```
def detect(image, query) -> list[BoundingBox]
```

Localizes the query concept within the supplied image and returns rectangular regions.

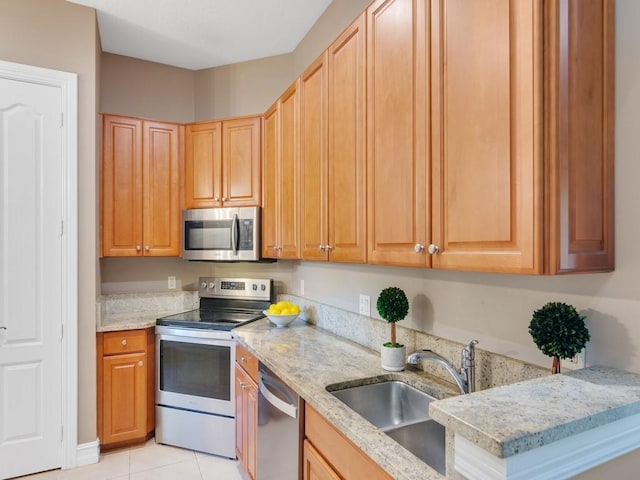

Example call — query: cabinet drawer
[236,343,259,382]
[305,404,392,480]
[103,330,147,355]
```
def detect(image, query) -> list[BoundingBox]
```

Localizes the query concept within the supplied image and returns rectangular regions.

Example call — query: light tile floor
[17,439,245,480]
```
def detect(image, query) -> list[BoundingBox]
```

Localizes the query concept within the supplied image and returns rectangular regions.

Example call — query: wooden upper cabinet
[427,0,613,274]
[429,0,541,273]
[544,0,614,273]
[262,103,279,258]
[184,121,222,208]
[143,121,181,256]
[185,116,261,208]
[366,0,429,267]
[300,53,329,261]
[300,14,366,264]
[102,115,180,257]
[222,117,261,207]
[328,14,367,264]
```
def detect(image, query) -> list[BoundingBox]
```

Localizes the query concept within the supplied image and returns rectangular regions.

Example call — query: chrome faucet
[407,340,479,394]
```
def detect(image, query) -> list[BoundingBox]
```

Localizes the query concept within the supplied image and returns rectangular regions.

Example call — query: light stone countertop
[233,318,460,480]
[429,366,640,458]
[97,311,173,332]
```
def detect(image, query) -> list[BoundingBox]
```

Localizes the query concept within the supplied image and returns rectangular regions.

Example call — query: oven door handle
[231,213,239,256]
[259,371,297,418]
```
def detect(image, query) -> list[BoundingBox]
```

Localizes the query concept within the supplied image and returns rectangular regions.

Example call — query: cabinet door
[262,103,279,258]
[300,54,329,261]
[303,439,341,480]
[245,379,258,480]
[328,14,367,264]
[222,117,261,206]
[102,115,143,256]
[366,0,429,267]
[184,121,222,208]
[278,80,301,259]
[142,121,180,256]
[545,0,614,273]
[102,352,147,445]
[430,0,541,273]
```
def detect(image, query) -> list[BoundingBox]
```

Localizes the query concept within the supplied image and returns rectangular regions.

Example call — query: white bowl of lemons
[263,301,301,328]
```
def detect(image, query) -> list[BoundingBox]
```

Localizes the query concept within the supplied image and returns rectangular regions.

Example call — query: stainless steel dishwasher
[257,362,302,480]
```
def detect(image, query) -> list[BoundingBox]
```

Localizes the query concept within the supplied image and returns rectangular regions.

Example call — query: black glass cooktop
[156,308,265,331]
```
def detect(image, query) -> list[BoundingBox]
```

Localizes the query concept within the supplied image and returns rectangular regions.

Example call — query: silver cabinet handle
[136,245,141,252]
[414,244,424,253]
[122,339,127,346]
[428,244,440,255]
[0,326,6,330]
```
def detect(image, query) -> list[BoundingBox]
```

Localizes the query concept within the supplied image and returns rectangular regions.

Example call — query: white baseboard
[74,438,100,468]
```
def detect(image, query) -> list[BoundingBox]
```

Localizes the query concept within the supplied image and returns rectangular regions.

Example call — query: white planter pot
[381,344,406,372]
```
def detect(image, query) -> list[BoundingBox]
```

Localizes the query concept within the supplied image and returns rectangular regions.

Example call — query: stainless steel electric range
[155,277,274,457]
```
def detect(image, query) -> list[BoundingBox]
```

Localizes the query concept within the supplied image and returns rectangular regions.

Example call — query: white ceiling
[67,0,333,70]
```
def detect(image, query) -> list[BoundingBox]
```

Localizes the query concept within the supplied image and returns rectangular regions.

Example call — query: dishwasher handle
[259,371,297,419]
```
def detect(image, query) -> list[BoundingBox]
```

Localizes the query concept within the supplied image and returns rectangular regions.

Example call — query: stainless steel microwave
[182,207,263,262]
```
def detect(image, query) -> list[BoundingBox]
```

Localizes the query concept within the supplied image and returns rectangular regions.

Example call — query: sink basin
[328,380,446,474]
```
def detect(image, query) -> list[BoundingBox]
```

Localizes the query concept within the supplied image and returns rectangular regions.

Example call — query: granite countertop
[233,318,460,480]
[97,311,174,332]
[429,366,640,458]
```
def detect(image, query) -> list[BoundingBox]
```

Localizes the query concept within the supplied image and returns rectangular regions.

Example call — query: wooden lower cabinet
[97,328,155,449]
[235,345,258,480]
[304,404,392,480]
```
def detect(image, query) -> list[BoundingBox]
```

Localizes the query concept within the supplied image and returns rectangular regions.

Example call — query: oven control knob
[261,284,266,291]
[201,281,207,289]
[252,284,258,291]
[208,281,215,290]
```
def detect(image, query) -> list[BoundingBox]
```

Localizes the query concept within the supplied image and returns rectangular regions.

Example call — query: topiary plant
[376,287,409,348]
[528,301,590,374]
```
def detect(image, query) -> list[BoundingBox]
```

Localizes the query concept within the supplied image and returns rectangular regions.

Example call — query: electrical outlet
[168,276,177,290]
[561,347,587,371]
[359,294,370,316]
[300,279,305,296]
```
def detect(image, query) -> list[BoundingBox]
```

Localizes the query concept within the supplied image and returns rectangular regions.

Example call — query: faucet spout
[407,340,479,395]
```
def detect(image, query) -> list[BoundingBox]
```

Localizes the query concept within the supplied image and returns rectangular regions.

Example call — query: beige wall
[101,52,195,122]
[0,0,99,444]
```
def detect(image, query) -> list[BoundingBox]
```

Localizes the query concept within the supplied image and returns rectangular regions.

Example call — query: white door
[0,76,64,478]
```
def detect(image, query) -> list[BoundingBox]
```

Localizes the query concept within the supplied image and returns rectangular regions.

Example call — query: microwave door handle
[231,213,239,255]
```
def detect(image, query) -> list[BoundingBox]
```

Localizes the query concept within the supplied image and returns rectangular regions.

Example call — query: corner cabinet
[262,81,300,259]
[300,14,367,263]
[97,328,155,449]
[235,344,259,480]
[184,116,261,208]
[101,114,181,257]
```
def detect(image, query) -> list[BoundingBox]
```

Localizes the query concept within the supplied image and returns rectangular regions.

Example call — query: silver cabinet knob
[138,360,144,367]
[414,244,424,253]
[145,245,150,252]
[121,339,127,346]
[318,245,326,252]
[222,197,227,202]
[136,245,141,252]
[325,245,333,251]
[241,357,247,363]
[428,244,440,255]
[213,197,219,202]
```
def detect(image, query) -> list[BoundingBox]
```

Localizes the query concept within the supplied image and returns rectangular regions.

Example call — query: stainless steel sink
[328,380,446,475]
